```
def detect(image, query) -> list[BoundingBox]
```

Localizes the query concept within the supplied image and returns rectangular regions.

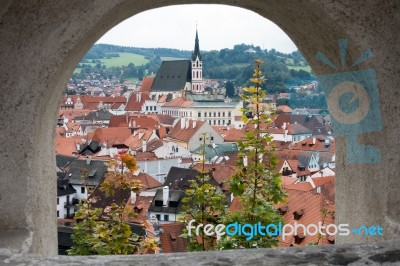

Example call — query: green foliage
[180,133,227,251]
[221,60,287,249]
[68,152,157,255]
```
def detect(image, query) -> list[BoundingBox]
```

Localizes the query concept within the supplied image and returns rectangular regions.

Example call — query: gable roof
[151,60,191,92]
[75,109,113,121]
[125,92,151,112]
[147,114,176,126]
[159,222,188,253]
[139,77,154,94]
[167,119,205,142]
[163,166,219,191]
[148,188,185,214]
[88,127,132,146]
[55,137,83,157]
[66,159,108,186]
[124,129,156,151]
[109,115,129,127]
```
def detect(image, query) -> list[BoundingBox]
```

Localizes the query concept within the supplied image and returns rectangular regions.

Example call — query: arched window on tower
[196,61,199,67]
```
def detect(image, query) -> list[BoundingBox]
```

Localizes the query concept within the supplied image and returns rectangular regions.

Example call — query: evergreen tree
[220,60,287,249]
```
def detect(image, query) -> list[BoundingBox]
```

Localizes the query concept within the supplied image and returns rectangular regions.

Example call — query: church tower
[191,29,204,94]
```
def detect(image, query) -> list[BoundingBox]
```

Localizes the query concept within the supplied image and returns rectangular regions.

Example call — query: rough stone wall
[0,0,398,255]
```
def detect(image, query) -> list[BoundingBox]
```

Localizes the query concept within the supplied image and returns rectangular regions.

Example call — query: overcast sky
[97,4,298,54]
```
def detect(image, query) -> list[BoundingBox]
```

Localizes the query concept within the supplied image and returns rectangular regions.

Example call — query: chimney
[180,118,185,129]
[138,93,141,102]
[312,137,316,145]
[282,122,287,129]
[136,93,139,102]
[86,157,91,165]
[193,120,197,128]
[75,142,81,152]
[185,119,189,129]
[162,186,169,207]
[142,140,147,152]
[130,191,137,204]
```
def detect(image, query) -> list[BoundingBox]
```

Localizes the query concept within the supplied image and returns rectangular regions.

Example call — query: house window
[81,187,85,194]
[164,214,169,221]
[228,120,231,125]
[57,211,59,218]
[204,112,207,117]
[228,112,231,117]
[156,214,161,221]
[199,137,203,141]
[213,120,216,125]
[222,112,225,117]
[198,112,201,117]
[218,120,221,125]
[176,147,179,152]
[57,198,59,205]
[146,106,149,111]
[218,112,220,117]
[209,112,211,117]
[213,112,216,117]
[211,136,214,141]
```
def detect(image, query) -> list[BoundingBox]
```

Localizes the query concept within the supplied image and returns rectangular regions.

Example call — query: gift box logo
[315,39,382,164]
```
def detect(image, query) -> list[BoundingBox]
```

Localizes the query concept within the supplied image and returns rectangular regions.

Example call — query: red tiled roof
[291,136,335,152]
[129,117,159,129]
[276,189,335,247]
[159,222,188,253]
[55,137,83,156]
[167,120,205,142]
[157,94,168,103]
[277,105,293,113]
[125,93,151,111]
[147,114,176,126]
[109,115,129,127]
[124,129,155,150]
[162,97,193,108]
[58,109,91,121]
[128,172,162,190]
[139,77,154,94]
[285,182,313,191]
[89,127,132,146]
[311,175,334,188]
[126,195,153,224]
[192,164,236,185]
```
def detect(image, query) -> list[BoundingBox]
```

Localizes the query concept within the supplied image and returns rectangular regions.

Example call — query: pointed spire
[192,28,201,61]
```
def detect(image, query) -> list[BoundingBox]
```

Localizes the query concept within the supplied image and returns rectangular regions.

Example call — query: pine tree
[180,133,227,251]
[220,60,287,249]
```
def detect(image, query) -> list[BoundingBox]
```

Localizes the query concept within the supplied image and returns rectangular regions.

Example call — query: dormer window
[293,209,304,220]
[294,234,305,244]
[277,205,288,215]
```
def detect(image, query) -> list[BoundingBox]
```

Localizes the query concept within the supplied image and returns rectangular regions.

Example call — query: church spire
[192,28,201,61]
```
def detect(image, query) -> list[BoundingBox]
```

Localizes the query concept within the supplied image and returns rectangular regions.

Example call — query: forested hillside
[73,43,315,94]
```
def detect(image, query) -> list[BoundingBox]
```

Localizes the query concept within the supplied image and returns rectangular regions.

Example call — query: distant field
[287,65,312,72]
[99,52,149,67]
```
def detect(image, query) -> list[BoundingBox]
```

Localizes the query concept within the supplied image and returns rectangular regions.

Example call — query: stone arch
[0,0,399,256]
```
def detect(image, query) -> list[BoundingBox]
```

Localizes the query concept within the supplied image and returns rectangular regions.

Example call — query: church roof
[191,30,202,61]
[150,60,191,92]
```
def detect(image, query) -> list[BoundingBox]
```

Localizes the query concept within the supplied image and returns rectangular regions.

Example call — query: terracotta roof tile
[89,127,132,146]
[109,115,129,127]
[159,222,187,253]
[139,77,154,94]
[125,93,151,111]
[168,119,205,142]
[276,189,335,246]
[124,129,156,150]
[55,137,83,156]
